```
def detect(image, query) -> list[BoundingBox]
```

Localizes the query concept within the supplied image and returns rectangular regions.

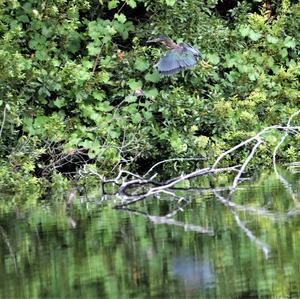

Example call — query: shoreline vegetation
[0,0,299,200]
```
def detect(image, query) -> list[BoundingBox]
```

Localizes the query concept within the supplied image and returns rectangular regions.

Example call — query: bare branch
[230,137,263,195]
[273,110,300,206]
[116,165,239,207]
[144,157,205,178]
[0,104,8,139]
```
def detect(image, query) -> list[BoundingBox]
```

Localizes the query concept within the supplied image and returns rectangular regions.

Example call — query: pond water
[1,169,300,298]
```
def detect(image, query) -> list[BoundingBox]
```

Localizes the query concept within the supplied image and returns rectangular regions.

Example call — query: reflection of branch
[148,216,214,235]
[231,209,270,258]
[213,191,270,258]
[274,166,299,206]
[287,162,300,173]
[213,190,278,218]
[117,208,214,235]
[82,111,300,257]
[0,225,17,271]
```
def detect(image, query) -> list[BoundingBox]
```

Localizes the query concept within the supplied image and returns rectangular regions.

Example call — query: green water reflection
[1,170,300,298]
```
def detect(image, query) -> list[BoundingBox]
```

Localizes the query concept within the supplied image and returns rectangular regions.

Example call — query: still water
[1,169,300,298]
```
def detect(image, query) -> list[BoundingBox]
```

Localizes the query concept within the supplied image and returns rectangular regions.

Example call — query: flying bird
[146,35,203,76]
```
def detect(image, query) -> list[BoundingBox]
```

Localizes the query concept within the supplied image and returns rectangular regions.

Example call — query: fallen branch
[118,124,300,204]
[115,165,239,207]
[273,110,300,206]
[85,110,300,208]
[92,110,300,257]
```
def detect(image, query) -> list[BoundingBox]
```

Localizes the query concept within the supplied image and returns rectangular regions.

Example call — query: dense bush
[0,0,299,195]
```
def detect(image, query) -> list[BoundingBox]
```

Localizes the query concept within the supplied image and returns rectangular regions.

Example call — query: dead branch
[85,110,300,257]
[85,110,300,208]
[144,157,205,178]
[115,165,240,207]
[273,110,300,206]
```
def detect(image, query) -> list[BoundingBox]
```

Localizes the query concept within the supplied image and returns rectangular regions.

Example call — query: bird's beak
[146,38,160,44]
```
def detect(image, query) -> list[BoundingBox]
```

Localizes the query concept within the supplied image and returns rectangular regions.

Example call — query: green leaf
[92,91,106,100]
[143,111,152,120]
[131,112,142,124]
[284,36,296,48]
[239,25,250,37]
[248,71,259,81]
[53,98,66,108]
[170,132,187,153]
[134,57,150,71]
[114,13,126,24]
[87,43,100,56]
[108,0,119,9]
[126,0,137,8]
[98,71,110,84]
[145,71,160,82]
[248,30,261,41]
[207,53,220,65]
[127,79,142,90]
[144,88,158,99]
[125,95,137,103]
[166,0,176,6]
[96,101,113,112]
[280,48,288,58]
[266,34,279,44]
[263,133,278,145]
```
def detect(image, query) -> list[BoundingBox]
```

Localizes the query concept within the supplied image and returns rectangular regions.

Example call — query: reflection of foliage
[1,170,300,298]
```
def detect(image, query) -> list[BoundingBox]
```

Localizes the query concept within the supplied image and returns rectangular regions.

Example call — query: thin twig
[116,1,127,14]
[92,43,104,74]
[212,125,300,169]
[230,138,263,195]
[144,157,205,178]
[0,104,8,139]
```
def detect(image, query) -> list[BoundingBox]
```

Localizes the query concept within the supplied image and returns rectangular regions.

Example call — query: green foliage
[0,0,300,199]
[0,165,44,202]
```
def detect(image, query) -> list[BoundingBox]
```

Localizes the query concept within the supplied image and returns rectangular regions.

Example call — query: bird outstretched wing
[154,44,201,76]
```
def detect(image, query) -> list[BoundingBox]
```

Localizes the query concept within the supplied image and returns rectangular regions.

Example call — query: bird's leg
[200,61,213,68]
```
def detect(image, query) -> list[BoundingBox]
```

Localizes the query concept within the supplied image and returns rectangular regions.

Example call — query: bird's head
[146,35,177,49]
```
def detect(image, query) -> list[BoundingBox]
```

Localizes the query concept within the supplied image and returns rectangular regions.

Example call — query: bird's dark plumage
[147,36,202,76]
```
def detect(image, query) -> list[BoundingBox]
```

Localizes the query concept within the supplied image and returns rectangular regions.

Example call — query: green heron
[146,35,203,76]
